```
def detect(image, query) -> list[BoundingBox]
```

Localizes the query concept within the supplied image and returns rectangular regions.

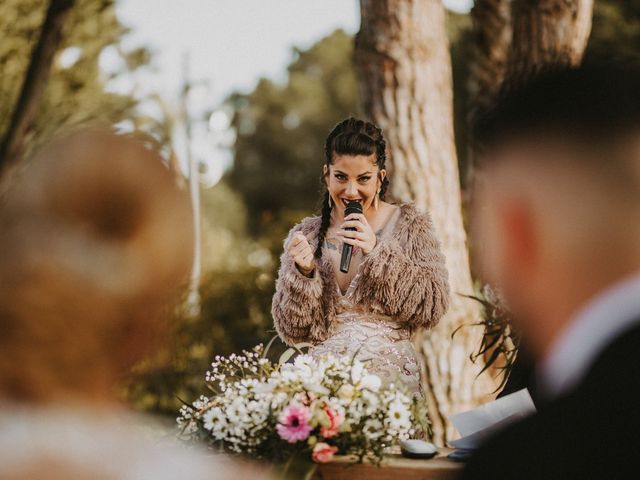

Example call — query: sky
[115,0,472,105]
[111,0,472,182]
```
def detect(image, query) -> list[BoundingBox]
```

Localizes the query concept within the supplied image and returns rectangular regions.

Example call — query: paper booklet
[449,388,537,450]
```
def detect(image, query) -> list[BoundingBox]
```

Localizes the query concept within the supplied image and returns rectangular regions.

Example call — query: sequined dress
[309,209,424,399]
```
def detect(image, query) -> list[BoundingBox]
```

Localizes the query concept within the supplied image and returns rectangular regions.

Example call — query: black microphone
[340,200,363,273]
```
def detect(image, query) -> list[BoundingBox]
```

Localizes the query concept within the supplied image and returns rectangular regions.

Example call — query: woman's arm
[351,206,450,331]
[271,221,325,345]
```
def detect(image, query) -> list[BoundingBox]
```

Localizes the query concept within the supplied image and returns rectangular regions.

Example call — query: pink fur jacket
[271,202,450,346]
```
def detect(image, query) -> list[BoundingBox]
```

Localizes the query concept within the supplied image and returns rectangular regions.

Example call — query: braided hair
[314,117,390,259]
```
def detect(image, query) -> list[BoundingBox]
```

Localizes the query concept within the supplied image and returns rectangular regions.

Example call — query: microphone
[340,200,363,273]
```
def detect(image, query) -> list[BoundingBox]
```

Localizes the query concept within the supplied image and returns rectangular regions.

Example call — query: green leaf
[278,347,298,365]
[477,344,504,377]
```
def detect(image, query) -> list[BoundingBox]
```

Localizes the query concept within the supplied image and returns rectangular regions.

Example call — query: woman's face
[324,153,385,213]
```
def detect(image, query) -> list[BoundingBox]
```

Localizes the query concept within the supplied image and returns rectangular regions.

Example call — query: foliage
[0,0,168,156]
[585,0,640,62]
[177,345,429,467]
[124,263,279,415]
[124,179,292,415]
[200,180,250,271]
[454,285,520,392]
[226,29,360,230]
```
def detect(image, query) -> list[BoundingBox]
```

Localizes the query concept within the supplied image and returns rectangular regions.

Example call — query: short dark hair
[472,61,640,163]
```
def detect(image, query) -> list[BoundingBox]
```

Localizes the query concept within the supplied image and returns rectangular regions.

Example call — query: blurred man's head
[471,62,640,359]
[0,130,194,404]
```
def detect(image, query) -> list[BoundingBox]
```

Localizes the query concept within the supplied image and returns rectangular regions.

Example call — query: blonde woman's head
[0,130,194,404]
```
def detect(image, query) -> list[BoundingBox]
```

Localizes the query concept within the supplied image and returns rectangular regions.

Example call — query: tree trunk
[0,0,74,191]
[506,0,593,85]
[467,0,512,122]
[464,0,512,215]
[355,0,496,445]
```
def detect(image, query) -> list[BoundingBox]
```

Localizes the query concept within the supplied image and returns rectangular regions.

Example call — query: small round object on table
[399,439,438,459]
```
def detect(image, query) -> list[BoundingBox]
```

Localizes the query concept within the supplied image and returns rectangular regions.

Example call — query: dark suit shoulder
[460,322,640,480]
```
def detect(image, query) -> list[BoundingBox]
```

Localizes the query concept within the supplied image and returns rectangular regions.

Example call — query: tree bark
[467,0,512,122]
[464,0,512,208]
[0,0,75,189]
[506,0,593,86]
[355,0,496,444]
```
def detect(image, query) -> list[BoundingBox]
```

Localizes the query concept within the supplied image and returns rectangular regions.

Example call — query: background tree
[0,0,74,187]
[506,0,593,83]
[466,0,511,141]
[228,29,359,232]
[354,0,495,444]
[0,0,167,168]
[585,0,640,61]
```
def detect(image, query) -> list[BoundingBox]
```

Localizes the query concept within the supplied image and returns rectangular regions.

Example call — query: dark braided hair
[314,117,390,259]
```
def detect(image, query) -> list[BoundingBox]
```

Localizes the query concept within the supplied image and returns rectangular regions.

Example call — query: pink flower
[320,407,344,438]
[312,442,338,463]
[276,403,313,443]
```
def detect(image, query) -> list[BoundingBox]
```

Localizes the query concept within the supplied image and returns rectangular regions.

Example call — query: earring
[374,190,380,210]
[327,194,332,209]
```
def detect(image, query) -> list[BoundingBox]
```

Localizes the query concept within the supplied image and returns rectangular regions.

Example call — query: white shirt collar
[539,271,640,399]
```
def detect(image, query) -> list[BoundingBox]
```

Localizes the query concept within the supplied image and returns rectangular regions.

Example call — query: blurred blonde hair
[0,130,194,403]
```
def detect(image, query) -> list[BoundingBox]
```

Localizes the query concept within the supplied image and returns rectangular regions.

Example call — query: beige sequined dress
[310,208,424,399]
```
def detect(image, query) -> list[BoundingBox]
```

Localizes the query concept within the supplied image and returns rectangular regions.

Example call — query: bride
[272,117,450,398]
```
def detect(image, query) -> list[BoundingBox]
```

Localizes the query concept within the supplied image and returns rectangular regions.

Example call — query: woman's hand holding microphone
[286,213,377,276]
[336,213,377,255]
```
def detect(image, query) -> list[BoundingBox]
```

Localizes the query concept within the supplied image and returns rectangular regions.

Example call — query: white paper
[449,389,537,449]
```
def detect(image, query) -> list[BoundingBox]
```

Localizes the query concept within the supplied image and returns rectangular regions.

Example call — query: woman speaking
[272,118,450,398]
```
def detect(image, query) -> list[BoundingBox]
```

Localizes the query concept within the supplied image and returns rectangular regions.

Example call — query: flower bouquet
[177,344,430,475]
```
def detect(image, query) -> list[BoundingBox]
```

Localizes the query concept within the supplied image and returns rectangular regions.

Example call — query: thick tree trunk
[355,0,496,444]
[506,0,593,85]
[467,0,512,121]
[0,0,74,190]
[464,0,512,207]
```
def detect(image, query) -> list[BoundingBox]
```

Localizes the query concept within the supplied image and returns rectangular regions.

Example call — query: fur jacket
[271,202,450,346]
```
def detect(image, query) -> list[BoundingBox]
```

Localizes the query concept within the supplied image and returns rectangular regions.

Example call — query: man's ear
[502,199,538,274]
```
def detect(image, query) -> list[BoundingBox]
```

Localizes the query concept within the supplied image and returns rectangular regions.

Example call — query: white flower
[202,406,227,434]
[386,399,412,431]
[346,403,362,424]
[304,382,330,396]
[360,374,382,392]
[363,418,384,440]
[270,391,289,410]
[293,355,330,393]
[293,354,314,369]
[254,381,274,394]
[279,364,302,382]
[361,390,381,415]
[192,395,210,409]
[337,384,355,401]
[350,361,364,383]
[227,396,250,424]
